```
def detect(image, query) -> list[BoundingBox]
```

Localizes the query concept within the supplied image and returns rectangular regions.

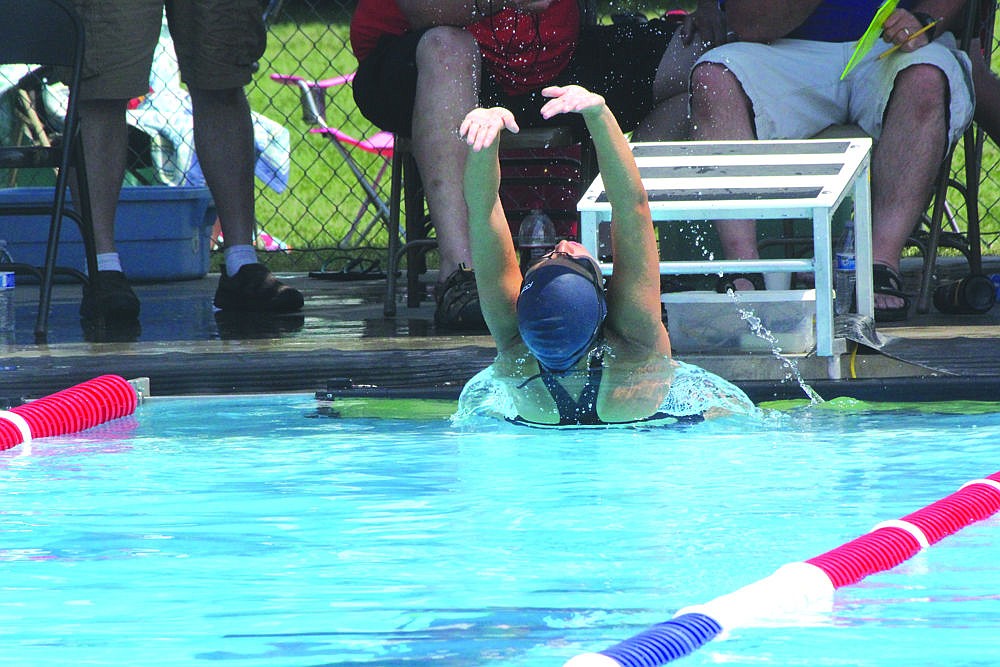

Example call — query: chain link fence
[246,1,1000,270]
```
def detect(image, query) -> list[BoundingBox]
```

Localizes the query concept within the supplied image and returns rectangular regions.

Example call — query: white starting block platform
[577,138,874,361]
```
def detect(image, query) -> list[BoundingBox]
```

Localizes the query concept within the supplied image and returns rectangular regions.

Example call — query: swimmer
[460,85,675,426]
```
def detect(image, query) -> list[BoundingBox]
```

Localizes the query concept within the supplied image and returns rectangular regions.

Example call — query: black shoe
[80,270,140,320]
[434,264,487,331]
[214,263,304,313]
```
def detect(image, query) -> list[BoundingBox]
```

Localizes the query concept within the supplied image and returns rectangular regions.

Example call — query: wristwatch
[911,11,939,40]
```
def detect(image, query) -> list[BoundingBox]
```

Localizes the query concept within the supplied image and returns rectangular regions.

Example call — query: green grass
[246,3,1000,272]
[247,8,390,271]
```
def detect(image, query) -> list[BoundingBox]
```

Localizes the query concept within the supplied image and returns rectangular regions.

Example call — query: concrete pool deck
[1,256,999,403]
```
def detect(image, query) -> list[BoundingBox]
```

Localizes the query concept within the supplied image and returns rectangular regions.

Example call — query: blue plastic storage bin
[0,186,216,281]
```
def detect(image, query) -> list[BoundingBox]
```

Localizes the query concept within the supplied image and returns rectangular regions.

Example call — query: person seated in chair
[460,85,677,426]
[349,0,726,331]
[690,0,974,322]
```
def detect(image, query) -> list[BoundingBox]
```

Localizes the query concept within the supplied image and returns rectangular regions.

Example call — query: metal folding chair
[0,0,98,342]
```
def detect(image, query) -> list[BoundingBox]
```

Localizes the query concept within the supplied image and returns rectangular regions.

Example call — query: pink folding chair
[273,71,434,313]
[271,72,397,249]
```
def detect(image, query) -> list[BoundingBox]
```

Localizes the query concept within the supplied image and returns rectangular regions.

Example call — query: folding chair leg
[403,156,429,309]
[342,160,391,248]
[963,130,984,274]
[916,165,952,313]
[384,143,404,317]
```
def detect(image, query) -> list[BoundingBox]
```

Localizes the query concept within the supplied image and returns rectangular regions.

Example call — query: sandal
[309,257,387,281]
[434,264,487,331]
[873,263,910,322]
[715,272,765,293]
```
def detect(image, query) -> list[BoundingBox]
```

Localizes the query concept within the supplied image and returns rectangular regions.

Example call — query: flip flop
[309,257,387,281]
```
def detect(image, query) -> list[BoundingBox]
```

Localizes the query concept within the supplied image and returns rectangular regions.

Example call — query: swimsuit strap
[538,351,604,426]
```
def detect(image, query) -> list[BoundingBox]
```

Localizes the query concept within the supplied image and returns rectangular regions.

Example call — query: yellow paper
[840,0,899,79]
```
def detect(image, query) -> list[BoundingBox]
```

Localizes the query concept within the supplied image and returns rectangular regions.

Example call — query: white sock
[96,252,123,273]
[224,245,258,276]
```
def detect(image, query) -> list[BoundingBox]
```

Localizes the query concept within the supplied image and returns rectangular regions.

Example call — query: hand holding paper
[840,0,899,79]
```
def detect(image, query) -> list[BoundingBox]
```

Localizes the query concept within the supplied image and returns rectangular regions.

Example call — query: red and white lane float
[0,375,138,451]
[565,471,1000,667]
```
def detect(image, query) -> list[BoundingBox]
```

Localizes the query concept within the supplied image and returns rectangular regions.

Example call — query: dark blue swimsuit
[509,351,703,427]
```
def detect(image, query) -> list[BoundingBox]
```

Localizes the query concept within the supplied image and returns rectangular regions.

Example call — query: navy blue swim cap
[516,253,607,372]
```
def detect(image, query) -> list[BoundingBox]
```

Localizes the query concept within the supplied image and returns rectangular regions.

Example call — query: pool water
[2,394,999,666]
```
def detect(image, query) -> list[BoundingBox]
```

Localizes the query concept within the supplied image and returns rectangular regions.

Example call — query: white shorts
[695,33,975,148]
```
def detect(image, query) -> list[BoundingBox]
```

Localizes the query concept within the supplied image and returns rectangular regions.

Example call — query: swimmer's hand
[540,85,606,120]
[460,107,519,152]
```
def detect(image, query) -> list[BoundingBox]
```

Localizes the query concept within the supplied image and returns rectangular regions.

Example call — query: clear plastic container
[517,209,555,273]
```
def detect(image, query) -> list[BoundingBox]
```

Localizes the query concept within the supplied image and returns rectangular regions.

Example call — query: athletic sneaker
[79,270,140,321]
[213,263,304,313]
[434,264,487,331]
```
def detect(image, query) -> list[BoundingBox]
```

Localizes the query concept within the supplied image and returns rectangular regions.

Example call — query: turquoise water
[1,394,999,666]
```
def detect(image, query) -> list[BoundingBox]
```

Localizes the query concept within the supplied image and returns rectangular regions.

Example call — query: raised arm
[460,106,524,350]
[538,86,667,354]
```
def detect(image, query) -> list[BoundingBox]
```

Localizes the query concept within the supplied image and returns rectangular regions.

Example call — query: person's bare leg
[870,64,948,310]
[75,98,142,321]
[191,86,303,312]
[411,26,481,281]
[77,98,129,255]
[689,61,759,288]
[634,29,706,141]
[188,86,255,248]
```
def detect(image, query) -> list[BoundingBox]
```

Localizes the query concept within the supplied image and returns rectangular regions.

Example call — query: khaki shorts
[72,0,266,100]
[695,33,974,149]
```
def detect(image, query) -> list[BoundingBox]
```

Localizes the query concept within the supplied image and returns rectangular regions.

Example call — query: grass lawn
[245,3,1000,272]
[247,5,390,271]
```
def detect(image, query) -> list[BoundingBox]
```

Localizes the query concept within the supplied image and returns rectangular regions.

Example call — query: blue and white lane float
[565,471,1000,667]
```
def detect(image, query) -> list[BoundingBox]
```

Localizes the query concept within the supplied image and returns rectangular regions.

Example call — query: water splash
[452,358,766,428]
[723,286,825,405]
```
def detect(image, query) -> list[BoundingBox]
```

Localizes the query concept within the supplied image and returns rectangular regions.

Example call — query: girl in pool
[460,85,680,426]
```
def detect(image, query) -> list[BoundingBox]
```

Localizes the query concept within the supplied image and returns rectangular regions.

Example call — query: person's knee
[188,86,244,102]
[77,98,129,122]
[691,62,738,98]
[187,87,249,113]
[415,26,480,72]
[892,64,948,123]
[690,62,748,115]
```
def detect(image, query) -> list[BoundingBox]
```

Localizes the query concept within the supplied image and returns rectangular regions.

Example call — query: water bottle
[834,218,856,315]
[933,274,996,314]
[0,270,14,345]
[517,209,556,273]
